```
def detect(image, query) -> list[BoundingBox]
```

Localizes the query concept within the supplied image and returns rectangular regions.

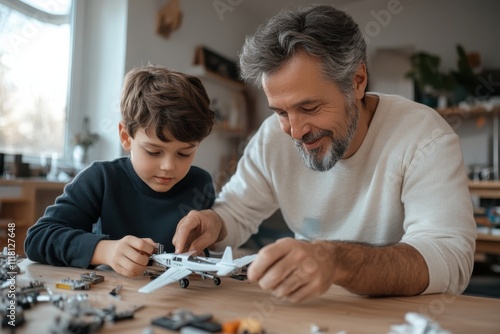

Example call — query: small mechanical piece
[156,243,165,254]
[109,285,123,297]
[151,309,213,331]
[55,278,91,290]
[80,271,105,284]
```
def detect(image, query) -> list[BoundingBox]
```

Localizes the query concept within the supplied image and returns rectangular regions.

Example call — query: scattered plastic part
[151,309,214,331]
[181,325,212,334]
[389,312,451,334]
[109,285,123,297]
[102,304,145,322]
[222,319,241,333]
[310,323,329,333]
[237,317,265,334]
[50,314,104,334]
[55,278,91,290]
[80,271,105,284]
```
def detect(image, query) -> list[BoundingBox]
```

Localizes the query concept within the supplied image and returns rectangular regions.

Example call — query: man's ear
[118,122,132,151]
[353,62,368,101]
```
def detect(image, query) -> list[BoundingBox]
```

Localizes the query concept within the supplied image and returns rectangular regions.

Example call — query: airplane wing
[138,267,192,293]
[233,254,257,268]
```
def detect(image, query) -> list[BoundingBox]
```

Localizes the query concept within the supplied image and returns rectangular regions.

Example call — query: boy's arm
[24,166,106,268]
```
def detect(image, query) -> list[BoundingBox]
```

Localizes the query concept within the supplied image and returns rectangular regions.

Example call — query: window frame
[0,0,84,170]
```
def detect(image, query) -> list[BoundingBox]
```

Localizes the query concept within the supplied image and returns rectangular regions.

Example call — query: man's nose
[288,113,310,140]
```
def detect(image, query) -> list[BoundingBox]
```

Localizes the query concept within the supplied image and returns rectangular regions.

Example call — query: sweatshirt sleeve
[212,123,281,251]
[24,165,109,268]
[400,131,476,295]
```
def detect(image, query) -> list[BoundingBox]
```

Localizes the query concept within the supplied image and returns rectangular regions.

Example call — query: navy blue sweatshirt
[24,157,215,268]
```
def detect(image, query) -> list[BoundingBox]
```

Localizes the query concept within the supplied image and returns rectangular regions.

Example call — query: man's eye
[276,111,288,118]
[301,106,318,112]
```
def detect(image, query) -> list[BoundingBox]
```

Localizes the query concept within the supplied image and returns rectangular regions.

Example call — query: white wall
[344,0,500,70]
[79,0,263,177]
[71,0,128,163]
[122,0,262,175]
[81,0,499,171]
[343,0,500,169]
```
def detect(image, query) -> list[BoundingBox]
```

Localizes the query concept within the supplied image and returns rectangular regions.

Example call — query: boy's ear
[118,122,132,151]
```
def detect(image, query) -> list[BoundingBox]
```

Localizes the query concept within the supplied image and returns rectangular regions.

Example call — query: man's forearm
[319,241,429,296]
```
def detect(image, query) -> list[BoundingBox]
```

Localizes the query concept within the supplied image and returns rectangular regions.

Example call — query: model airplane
[138,246,257,293]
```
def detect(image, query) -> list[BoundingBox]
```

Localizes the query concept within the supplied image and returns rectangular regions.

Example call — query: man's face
[262,52,359,171]
[119,124,198,192]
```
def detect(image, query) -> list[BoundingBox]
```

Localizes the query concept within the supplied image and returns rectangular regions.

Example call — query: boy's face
[119,123,199,193]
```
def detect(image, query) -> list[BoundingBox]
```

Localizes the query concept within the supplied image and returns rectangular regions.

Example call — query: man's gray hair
[239,5,367,96]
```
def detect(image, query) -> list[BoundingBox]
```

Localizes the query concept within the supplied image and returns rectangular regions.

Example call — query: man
[173,5,476,303]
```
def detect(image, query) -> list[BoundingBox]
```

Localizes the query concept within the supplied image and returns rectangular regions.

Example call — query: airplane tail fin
[220,246,233,264]
[216,246,237,276]
[215,247,257,276]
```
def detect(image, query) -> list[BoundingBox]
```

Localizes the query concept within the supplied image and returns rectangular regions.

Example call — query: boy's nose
[160,156,175,171]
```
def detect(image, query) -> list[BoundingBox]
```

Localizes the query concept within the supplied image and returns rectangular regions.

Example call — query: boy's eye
[145,150,160,156]
[178,152,191,158]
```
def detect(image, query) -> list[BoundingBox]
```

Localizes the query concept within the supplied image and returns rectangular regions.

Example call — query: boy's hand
[172,209,226,254]
[91,236,157,277]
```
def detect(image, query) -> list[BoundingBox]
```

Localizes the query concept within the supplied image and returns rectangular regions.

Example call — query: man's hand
[248,238,335,304]
[91,236,157,277]
[249,238,429,302]
[172,209,226,254]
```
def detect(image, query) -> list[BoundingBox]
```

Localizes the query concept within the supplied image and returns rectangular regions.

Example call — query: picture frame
[194,46,241,82]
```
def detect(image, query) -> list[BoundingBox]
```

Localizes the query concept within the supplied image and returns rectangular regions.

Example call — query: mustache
[295,130,333,145]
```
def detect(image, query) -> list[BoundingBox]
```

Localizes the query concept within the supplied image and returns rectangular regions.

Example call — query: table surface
[6,260,499,334]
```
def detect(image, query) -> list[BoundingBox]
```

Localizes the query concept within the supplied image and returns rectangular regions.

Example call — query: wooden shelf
[188,65,245,92]
[469,181,500,199]
[468,181,500,255]
[438,103,500,181]
[436,104,500,117]
[476,232,500,255]
[0,197,29,204]
[0,178,66,252]
[213,124,246,138]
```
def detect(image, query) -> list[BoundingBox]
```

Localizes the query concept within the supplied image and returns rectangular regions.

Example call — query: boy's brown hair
[120,64,215,142]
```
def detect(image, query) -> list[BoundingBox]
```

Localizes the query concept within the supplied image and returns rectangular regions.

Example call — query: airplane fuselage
[153,253,224,273]
[139,246,257,293]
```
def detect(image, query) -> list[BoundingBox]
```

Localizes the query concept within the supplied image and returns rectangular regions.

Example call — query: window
[0,0,73,160]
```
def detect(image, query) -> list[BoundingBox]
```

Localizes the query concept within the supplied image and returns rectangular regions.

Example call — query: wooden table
[8,260,500,333]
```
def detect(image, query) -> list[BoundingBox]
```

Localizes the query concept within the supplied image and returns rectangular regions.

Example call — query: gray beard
[293,97,359,171]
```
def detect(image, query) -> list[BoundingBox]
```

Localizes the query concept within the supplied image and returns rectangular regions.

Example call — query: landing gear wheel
[213,277,221,286]
[179,278,189,288]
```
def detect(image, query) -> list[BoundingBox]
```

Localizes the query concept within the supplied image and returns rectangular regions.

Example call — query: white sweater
[213,93,476,295]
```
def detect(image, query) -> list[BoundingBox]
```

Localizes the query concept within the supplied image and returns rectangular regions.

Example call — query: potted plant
[406,52,455,108]
[73,117,99,170]
[451,44,479,104]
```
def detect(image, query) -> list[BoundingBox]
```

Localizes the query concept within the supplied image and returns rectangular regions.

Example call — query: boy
[24,64,216,277]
